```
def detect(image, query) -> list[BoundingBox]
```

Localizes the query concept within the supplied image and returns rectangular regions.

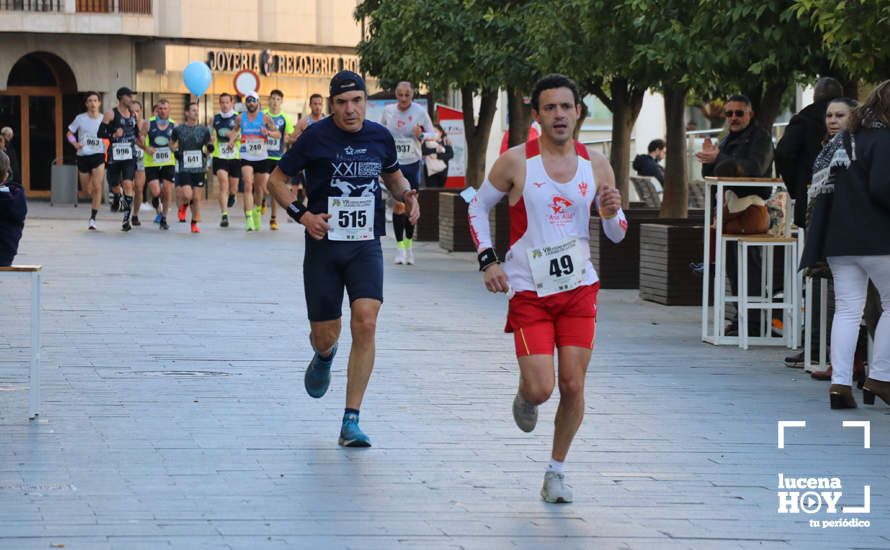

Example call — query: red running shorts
[505,283,599,357]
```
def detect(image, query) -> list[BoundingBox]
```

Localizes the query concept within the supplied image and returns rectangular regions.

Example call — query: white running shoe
[405,246,415,265]
[394,247,406,265]
[512,391,538,432]
[88,218,97,231]
[541,471,573,503]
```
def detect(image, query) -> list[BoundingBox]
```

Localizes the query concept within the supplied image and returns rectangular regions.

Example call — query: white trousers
[828,255,890,384]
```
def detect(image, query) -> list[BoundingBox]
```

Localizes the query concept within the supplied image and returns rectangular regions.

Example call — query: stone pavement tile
[2,207,890,547]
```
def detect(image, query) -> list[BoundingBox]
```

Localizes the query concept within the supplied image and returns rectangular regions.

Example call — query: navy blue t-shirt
[278,117,399,238]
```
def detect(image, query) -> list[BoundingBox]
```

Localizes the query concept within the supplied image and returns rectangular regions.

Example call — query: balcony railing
[76,0,151,14]
[1,0,63,10]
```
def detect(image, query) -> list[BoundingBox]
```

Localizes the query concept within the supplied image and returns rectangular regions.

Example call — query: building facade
[0,0,366,196]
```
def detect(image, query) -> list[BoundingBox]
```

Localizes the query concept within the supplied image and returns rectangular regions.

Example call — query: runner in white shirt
[66,92,106,230]
[380,82,435,265]
[467,74,627,504]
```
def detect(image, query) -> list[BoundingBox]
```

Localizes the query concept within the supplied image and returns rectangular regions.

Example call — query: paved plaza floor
[1,201,888,549]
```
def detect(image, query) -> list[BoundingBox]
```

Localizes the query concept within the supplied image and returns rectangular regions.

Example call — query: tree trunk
[748,79,789,130]
[506,86,531,148]
[461,86,498,188]
[659,84,689,219]
[607,78,645,209]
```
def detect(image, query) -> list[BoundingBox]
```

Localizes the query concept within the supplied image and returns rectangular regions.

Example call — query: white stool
[0,265,42,418]
[737,237,798,350]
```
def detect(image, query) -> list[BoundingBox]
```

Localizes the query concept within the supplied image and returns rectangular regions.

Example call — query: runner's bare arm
[469,148,521,293]
[382,171,419,225]
[263,114,281,139]
[136,120,151,153]
[267,166,331,239]
[590,151,627,243]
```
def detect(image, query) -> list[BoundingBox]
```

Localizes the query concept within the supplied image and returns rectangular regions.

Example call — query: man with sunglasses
[695,94,775,336]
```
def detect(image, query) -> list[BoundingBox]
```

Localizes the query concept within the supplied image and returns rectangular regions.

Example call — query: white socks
[547,459,564,475]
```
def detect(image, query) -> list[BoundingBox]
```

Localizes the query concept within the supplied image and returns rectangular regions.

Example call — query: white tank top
[503,140,599,294]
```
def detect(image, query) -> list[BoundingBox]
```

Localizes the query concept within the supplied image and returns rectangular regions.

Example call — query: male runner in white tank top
[468,74,627,504]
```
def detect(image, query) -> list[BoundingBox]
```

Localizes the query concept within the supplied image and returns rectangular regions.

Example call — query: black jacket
[800,128,890,269]
[0,180,27,267]
[775,99,830,227]
[632,154,665,185]
[703,122,775,198]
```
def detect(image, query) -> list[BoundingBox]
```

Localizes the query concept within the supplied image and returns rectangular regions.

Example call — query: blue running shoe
[153,213,162,224]
[339,412,371,447]
[304,344,336,398]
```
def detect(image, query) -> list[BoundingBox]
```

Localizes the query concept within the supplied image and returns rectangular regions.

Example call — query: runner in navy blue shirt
[268,71,419,448]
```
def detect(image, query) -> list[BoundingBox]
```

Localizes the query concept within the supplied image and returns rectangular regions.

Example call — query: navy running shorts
[76,153,105,174]
[106,159,136,186]
[146,165,175,183]
[401,160,422,190]
[175,171,206,187]
[212,157,241,175]
[303,236,384,322]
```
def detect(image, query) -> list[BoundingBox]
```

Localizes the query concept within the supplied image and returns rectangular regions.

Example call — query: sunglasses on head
[724,109,747,118]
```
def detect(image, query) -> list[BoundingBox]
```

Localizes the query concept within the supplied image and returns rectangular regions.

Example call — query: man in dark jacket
[775,77,843,228]
[775,78,843,367]
[632,139,665,185]
[0,151,26,267]
[695,94,775,335]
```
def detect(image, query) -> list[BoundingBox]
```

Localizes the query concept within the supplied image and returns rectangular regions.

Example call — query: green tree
[528,0,661,207]
[793,0,890,80]
[702,0,831,129]
[356,0,540,187]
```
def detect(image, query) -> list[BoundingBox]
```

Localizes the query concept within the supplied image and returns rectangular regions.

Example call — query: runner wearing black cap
[98,86,140,231]
[267,71,420,447]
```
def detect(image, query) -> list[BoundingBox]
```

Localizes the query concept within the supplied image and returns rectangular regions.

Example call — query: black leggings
[393,213,414,242]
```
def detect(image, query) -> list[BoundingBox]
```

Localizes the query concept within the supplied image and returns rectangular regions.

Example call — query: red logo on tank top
[548,195,575,226]
[578,182,588,197]
[532,181,546,188]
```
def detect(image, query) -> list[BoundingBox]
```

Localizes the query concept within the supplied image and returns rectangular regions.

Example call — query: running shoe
[393,247,406,265]
[270,217,279,231]
[227,194,236,208]
[261,201,267,216]
[541,472,573,503]
[190,222,200,234]
[253,207,262,231]
[245,217,255,232]
[159,218,169,230]
[132,215,141,227]
[111,194,121,212]
[121,219,131,232]
[339,412,371,448]
[512,391,538,432]
[220,214,229,228]
[88,218,97,231]
[405,246,415,265]
[304,343,337,398]
[154,213,162,224]
[178,204,187,223]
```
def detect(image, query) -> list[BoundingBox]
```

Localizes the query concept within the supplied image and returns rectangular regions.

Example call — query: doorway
[1,52,78,197]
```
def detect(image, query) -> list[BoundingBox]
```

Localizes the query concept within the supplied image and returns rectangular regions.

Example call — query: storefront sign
[207,48,360,78]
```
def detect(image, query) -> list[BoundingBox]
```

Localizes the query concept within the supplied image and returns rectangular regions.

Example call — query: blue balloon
[183,61,212,97]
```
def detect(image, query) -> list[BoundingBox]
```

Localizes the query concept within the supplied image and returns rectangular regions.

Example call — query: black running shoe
[111,195,121,212]
[220,214,229,228]
[122,220,131,231]
[227,194,236,208]
[159,218,169,230]
[132,215,141,227]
